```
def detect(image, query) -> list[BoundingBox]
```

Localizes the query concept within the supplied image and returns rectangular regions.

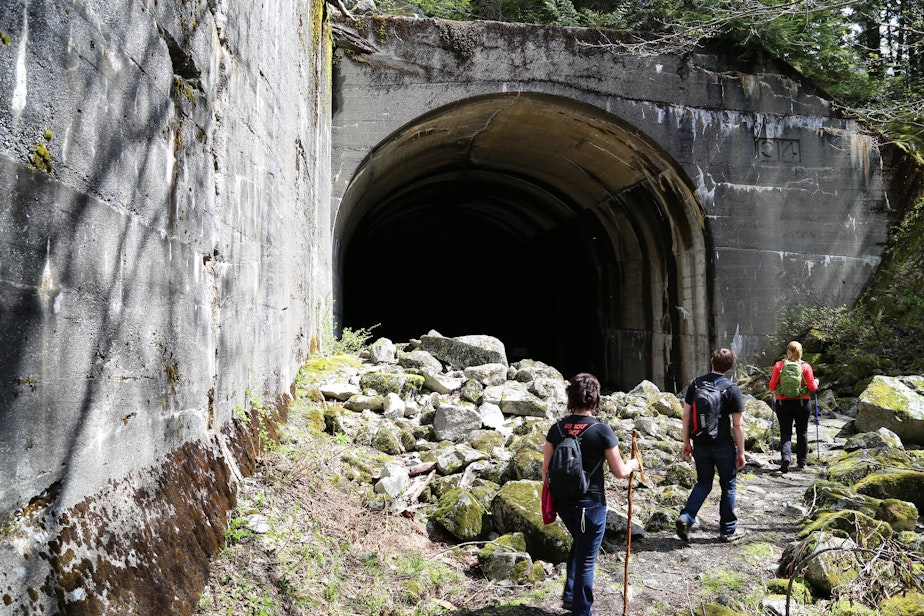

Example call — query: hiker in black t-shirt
[676,348,747,543]
[542,373,638,616]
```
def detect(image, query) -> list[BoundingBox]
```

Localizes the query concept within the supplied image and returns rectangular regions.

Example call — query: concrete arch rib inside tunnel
[335,92,710,392]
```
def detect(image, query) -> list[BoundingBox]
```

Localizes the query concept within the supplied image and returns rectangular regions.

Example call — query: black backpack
[689,377,732,443]
[547,421,602,501]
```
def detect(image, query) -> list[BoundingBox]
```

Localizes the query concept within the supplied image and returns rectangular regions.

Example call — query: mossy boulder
[465,429,507,454]
[480,548,533,582]
[371,424,403,455]
[827,598,879,616]
[854,470,924,511]
[803,481,881,519]
[875,498,919,532]
[897,530,924,554]
[477,531,527,560]
[340,451,382,483]
[429,488,490,541]
[879,591,924,616]
[478,533,535,582]
[420,333,508,369]
[855,375,924,445]
[461,378,484,404]
[511,446,543,481]
[508,426,546,453]
[491,480,570,563]
[798,510,892,548]
[343,393,386,412]
[844,428,905,451]
[651,391,683,419]
[423,443,487,475]
[662,462,696,489]
[359,372,425,397]
[826,447,914,486]
[765,578,813,604]
[779,531,862,596]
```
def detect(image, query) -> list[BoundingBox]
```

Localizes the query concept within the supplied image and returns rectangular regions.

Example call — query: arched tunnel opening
[334,93,711,392]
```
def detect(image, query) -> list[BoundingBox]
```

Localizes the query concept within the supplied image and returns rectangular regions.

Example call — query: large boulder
[397,349,443,373]
[778,531,862,596]
[432,403,482,441]
[491,480,570,563]
[359,372,424,397]
[420,333,508,369]
[826,447,914,486]
[844,427,904,451]
[855,375,924,445]
[463,363,509,387]
[853,470,924,512]
[429,488,490,541]
[483,382,551,418]
[368,337,397,363]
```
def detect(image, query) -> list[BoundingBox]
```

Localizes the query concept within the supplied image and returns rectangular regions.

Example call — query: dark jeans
[680,442,738,536]
[776,398,811,466]
[558,499,607,616]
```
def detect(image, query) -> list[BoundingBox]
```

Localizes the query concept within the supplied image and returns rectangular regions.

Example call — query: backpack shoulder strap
[579,422,605,475]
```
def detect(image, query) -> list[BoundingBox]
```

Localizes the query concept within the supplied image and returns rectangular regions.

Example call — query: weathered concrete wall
[330,18,910,383]
[0,0,331,613]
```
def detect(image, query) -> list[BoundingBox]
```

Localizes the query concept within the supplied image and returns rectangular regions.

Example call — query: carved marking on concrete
[756,138,801,163]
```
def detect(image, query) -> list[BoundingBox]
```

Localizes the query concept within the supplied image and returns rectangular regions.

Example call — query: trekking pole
[623,430,645,616]
[770,393,775,454]
[814,391,820,463]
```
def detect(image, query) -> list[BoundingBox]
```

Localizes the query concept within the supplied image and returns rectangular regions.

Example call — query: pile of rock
[312,331,924,609]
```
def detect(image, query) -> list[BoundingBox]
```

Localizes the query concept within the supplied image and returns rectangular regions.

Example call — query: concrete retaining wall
[0,0,331,612]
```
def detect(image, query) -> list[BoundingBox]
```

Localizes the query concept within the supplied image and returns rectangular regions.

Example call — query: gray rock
[844,427,904,451]
[374,463,410,498]
[481,550,533,582]
[856,375,924,445]
[478,402,507,431]
[483,382,549,418]
[461,379,484,404]
[344,394,385,412]
[369,337,397,363]
[433,403,482,441]
[431,443,487,475]
[605,508,645,539]
[320,381,361,401]
[398,349,443,373]
[463,363,508,386]
[383,392,406,419]
[421,371,464,395]
[421,333,508,369]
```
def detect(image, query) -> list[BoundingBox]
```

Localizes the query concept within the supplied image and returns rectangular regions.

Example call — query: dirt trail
[568,456,824,616]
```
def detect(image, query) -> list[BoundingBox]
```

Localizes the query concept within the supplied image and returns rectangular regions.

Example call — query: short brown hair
[787,341,803,360]
[566,373,601,411]
[711,348,735,373]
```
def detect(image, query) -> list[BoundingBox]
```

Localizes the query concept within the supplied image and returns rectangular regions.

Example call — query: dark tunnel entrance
[334,93,711,392]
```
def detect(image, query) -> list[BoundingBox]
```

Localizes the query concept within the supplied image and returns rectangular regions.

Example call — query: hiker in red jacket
[769,341,819,473]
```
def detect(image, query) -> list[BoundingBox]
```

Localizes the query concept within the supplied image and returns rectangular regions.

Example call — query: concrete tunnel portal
[335,93,711,392]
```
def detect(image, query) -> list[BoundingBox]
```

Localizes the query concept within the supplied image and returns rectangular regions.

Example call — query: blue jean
[558,499,607,616]
[777,398,811,465]
[680,443,738,536]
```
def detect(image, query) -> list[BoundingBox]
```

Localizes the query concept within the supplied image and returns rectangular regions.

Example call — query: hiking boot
[780,460,790,473]
[721,528,748,543]
[561,597,572,610]
[675,516,691,542]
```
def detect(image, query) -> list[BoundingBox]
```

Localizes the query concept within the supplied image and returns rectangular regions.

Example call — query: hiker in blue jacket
[676,348,747,543]
[542,373,638,616]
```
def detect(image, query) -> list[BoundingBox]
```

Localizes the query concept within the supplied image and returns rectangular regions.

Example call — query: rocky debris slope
[301,331,924,614]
